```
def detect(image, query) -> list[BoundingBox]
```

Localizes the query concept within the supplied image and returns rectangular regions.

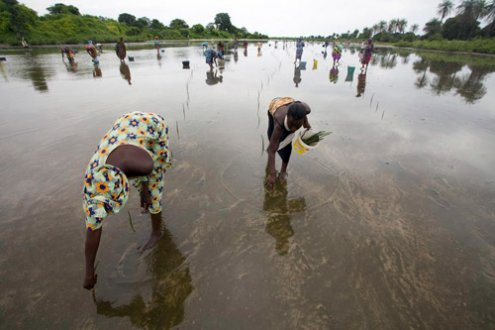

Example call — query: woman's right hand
[83,272,97,290]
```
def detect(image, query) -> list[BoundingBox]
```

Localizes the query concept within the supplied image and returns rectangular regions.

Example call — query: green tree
[437,0,454,22]
[191,23,204,33]
[397,19,408,33]
[442,15,481,38]
[1,0,37,36]
[169,18,188,29]
[484,0,495,23]
[118,13,136,25]
[46,3,80,15]
[388,19,398,33]
[457,0,487,20]
[410,23,419,34]
[150,19,164,29]
[360,27,373,39]
[423,18,442,37]
[135,17,150,28]
[214,12,234,32]
[378,20,387,33]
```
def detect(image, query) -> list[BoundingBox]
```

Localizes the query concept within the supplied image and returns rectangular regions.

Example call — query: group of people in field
[78,37,373,291]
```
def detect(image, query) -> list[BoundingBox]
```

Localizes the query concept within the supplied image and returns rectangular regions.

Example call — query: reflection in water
[19,56,52,92]
[329,65,339,84]
[263,180,306,255]
[356,71,367,97]
[157,53,162,68]
[63,59,77,73]
[96,225,193,329]
[0,62,9,81]
[345,66,355,82]
[120,63,131,85]
[408,53,495,103]
[93,64,102,78]
[293,64,301,87]
[205,69,223,85]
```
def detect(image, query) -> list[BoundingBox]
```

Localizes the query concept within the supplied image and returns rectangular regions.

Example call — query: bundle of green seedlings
[301,130,331,146]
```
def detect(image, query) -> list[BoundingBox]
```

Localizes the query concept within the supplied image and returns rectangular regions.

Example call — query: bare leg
[143,212,162,250]
[279,161,289,183]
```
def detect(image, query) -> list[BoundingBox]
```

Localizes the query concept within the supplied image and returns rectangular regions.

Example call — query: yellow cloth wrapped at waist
[268,97,295,115]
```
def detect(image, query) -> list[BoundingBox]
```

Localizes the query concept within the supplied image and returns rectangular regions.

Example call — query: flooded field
[1,41,495,329]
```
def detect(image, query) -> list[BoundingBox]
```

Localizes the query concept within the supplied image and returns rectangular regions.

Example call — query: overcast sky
[21,0,442,37]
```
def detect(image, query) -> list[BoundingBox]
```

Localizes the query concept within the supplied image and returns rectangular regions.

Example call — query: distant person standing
[115,37,127,63]
[360,39,374,70]
[294,37,305,64]
[332,42,342,65]
[154,36,160,55]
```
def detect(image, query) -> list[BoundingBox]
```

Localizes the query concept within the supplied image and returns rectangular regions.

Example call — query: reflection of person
[95,224,193,329]
[115,37,127,63]
[360,39,374,70]
[294,37,305,64]
[120,63,131,85]
[265,98,311,189]
[205,69,223,85]
[293,64,302,87]
[82,112,172,290]
[263,180,306,255]
[329,64,339,83]
[332,43,342,65]
[92,64,102,78]
[204,48,218,70]
[356,71,367,97]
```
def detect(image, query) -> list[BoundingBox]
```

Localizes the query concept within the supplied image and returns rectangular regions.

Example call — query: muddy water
[1,42,495,329]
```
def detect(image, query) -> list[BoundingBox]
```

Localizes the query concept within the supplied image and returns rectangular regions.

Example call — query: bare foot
[141,233,161,251]
[278,172,288,185]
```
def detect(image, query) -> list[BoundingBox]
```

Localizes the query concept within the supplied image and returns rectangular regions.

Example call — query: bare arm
[265,124,283,189]
[83,228,101,290]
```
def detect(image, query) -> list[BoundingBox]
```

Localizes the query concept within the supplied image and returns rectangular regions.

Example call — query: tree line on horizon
[301,0,495,42]
[0,1,268,45]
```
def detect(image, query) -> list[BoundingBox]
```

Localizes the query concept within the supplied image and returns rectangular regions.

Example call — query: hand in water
[140,189,151,212]
[83,272,97,290]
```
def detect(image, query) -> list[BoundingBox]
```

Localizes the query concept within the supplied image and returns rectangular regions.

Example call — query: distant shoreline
[1,39,495,58]
[0,38,270,50]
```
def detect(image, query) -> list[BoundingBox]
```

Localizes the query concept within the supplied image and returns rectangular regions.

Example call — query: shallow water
[1,42,495,329]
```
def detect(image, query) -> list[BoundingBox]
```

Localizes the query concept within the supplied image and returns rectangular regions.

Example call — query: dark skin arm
[83,228,101,289]
[266,123,283,189]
